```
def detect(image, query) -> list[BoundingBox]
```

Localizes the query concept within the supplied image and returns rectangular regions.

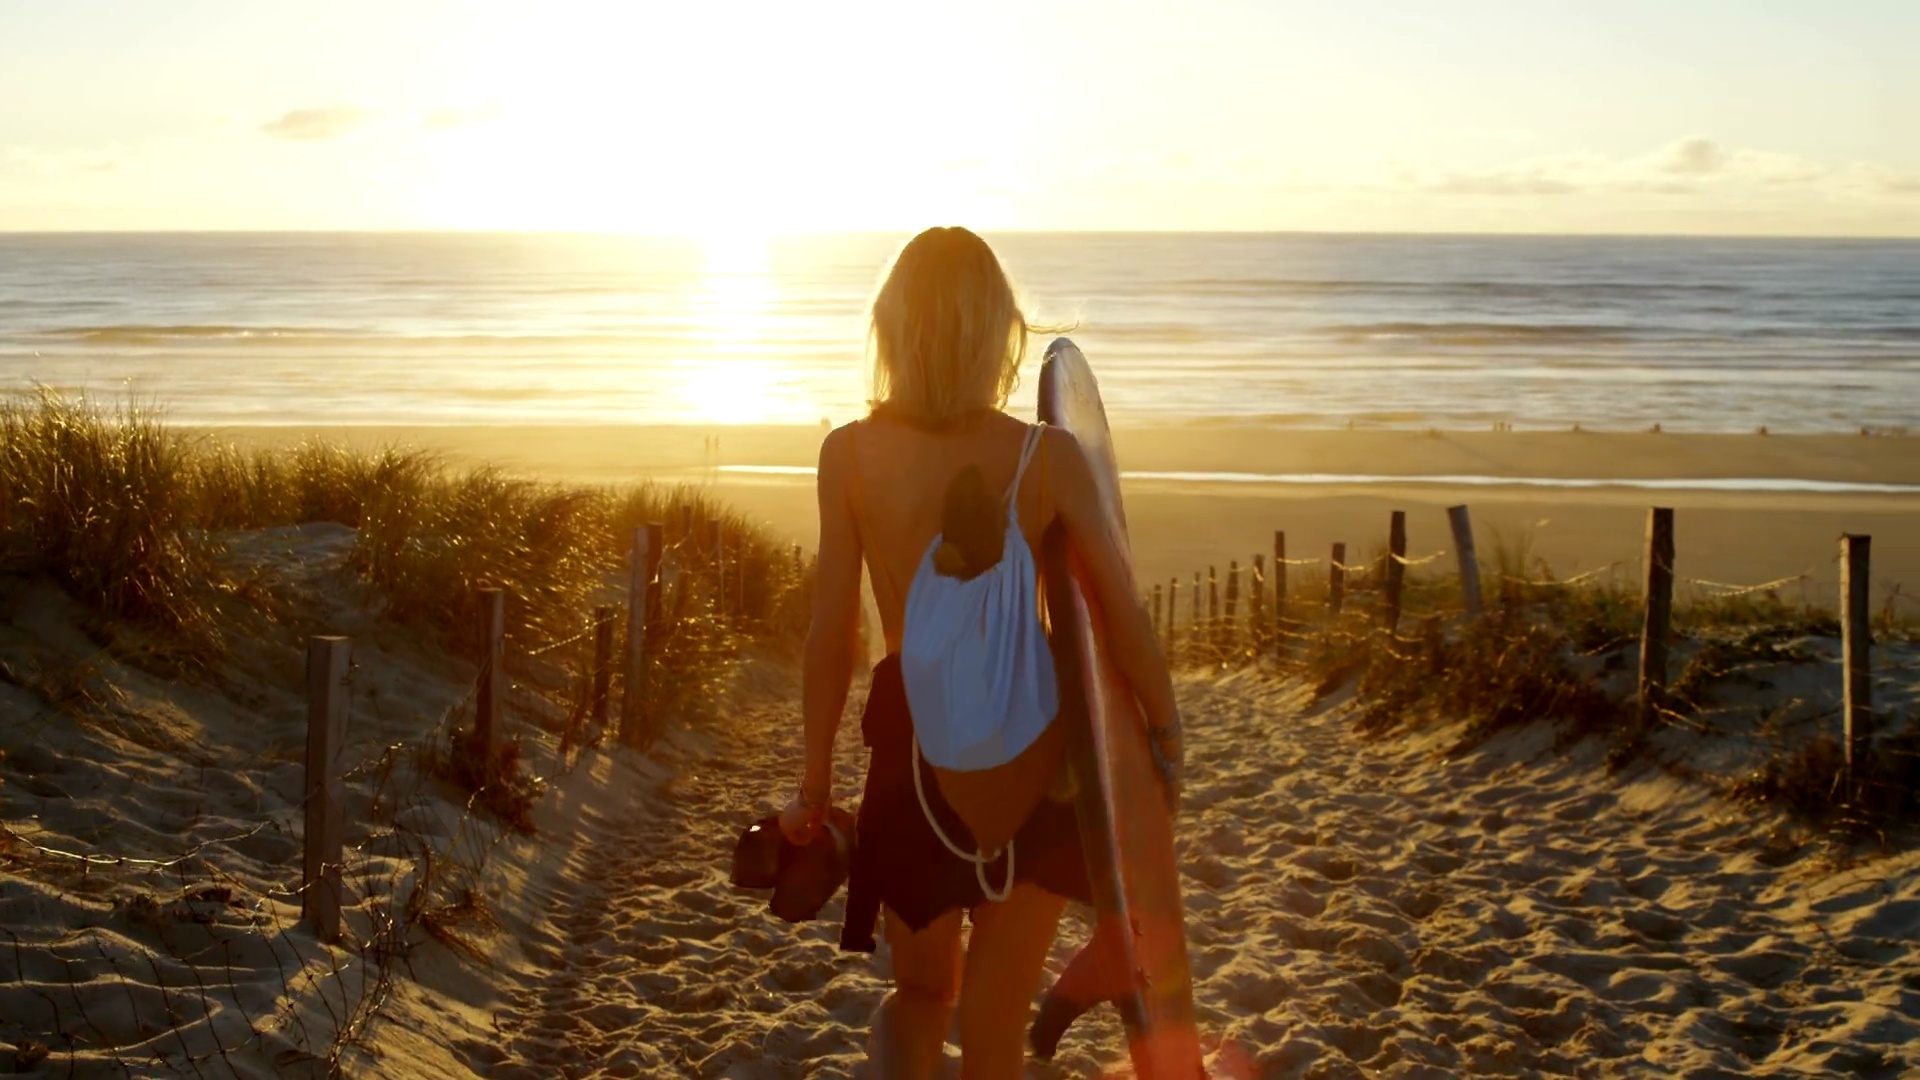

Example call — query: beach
[4,406,1918,1077]
[205,424,1920,605]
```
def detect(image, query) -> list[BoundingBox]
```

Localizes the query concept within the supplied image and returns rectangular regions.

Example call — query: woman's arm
[782,425,865,841]
[1043,428,1181,755]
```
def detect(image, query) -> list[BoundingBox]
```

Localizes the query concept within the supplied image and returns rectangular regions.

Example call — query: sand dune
[0,525,580,1077]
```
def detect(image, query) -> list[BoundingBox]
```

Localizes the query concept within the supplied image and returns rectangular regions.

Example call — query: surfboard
[1034,338,1204,1077]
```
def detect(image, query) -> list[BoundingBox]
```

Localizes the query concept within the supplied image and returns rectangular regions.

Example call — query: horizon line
[3,226,1919,243]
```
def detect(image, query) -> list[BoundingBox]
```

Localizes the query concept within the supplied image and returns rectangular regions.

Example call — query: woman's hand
[778,787,829,846]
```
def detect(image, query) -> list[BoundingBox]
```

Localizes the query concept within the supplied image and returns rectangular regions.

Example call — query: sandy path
[452,699,885,1079]
[449,672,1920,1079]
[1177,671,1920,1078]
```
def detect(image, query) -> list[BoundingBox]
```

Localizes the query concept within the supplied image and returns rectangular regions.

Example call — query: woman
[779,227,1180,1078]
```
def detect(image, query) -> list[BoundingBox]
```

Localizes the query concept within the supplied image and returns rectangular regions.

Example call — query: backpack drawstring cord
[910,735,1015,903]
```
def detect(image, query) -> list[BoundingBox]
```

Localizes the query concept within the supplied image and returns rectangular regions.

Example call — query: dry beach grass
[0,394,807,1075]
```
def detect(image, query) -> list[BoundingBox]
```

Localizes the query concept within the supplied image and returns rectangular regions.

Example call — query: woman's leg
[957,884,1068,1079]
[870,904,964,1079]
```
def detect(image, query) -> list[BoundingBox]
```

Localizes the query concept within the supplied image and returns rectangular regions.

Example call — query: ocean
[1,231,1914,432]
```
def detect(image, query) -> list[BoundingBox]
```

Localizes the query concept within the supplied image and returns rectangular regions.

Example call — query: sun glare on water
[674,233,796,425]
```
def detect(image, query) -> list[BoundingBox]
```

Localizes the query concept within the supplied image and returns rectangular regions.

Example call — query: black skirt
[839,655,1091,953]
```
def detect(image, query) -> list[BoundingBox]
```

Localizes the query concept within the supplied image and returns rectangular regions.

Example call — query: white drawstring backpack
[899,423,1059,899]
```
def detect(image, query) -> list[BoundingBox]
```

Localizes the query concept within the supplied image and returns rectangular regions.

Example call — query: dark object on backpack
[932,464,1006,581]
[729,807,857,923]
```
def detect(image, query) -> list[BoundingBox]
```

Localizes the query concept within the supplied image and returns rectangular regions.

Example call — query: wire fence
[1150,507,1914,678]
[0,653,514,1077]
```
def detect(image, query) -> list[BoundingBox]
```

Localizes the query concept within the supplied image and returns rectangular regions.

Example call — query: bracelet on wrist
[799,781,830,809]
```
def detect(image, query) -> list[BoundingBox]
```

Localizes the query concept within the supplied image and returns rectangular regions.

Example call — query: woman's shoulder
[1035,423,1085,470]
[823,413,884,450]
[815,420,862,486]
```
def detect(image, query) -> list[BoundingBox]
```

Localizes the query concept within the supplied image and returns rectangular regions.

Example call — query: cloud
[1656,136,1724,176]
[1383,155,1599,197]
[260,106,369,142]
[6,146,120,174]
[423,104,501,132]
[1446,127,1539,145]
[1373,137,1909,201]
[1419,172,1578,196]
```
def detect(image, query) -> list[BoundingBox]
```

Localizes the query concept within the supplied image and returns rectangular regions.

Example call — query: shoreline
[196,424,1920,482]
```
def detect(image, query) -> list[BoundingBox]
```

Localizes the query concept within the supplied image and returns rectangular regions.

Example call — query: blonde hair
[868,227,1029,429]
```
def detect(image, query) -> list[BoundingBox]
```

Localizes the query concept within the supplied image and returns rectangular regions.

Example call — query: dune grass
[1136,524,1919,838]
[0,390,217,647]
[1243,529,1919,835]
[1,391,810,821]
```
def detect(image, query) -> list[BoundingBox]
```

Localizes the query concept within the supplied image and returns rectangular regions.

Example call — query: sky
[1,0,1916,235]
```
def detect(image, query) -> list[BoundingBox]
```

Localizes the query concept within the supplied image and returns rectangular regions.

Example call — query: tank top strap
[1003,424,1044,514]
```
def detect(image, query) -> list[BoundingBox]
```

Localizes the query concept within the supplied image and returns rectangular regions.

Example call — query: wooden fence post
[1191,571,1202,637]
[1382,510,1407,633]
[1250,555,1266,650]
[791,543,804,580]
[1151,584,1163,652]
[1842,534,1872,799]
[1328,543,1347,615]
[303,636,349,944]
[1637,507,1675,732]
[1273,531,1288,621]
[644,522,664,644]
[1167,577,1180,659]
[589,604,614,733]
[1447,504,1483,617]
[620,526,653,746]
[1207,566,1219,652]
[1225,561,1240,651]
[475,588,504,761]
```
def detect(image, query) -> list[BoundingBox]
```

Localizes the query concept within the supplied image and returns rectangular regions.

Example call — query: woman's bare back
[837,410,1055,655]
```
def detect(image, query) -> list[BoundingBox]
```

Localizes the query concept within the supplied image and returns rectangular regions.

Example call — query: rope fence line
[1500,562,1622,589]
[0,820,277,871]
[522,621,598,658]
[1163,498,1910,684]
[1161,504,1910,826]
[1686,572,1811,598]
